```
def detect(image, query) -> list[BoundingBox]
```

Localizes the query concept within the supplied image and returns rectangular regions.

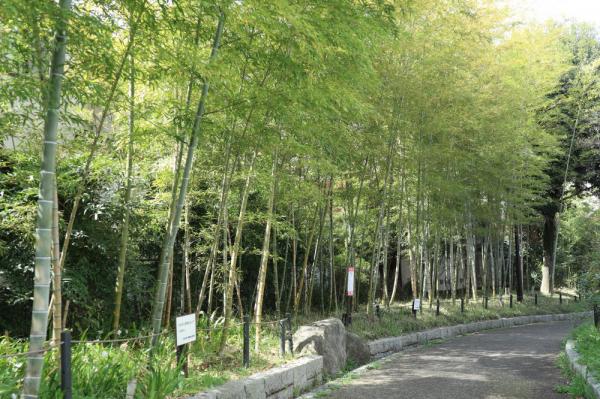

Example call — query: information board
[413,298,421,311]
[176,313,196,347]
[347,267,354,296]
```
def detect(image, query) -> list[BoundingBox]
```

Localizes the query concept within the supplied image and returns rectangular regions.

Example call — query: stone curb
[368,311,592,358]
[565,339,600,398]
[183,355,323,399]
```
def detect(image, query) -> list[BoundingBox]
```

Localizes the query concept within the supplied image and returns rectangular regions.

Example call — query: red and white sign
[347,267,354,296]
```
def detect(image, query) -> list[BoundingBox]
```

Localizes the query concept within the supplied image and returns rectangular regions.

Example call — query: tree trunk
[466,228,477,300]
[481,237,487,298]
[254,155,277,351]
[272,225,281,316]
[164,256,174,328]
[541,211,557,295]
[389,209,403,306]
[463,239,470,303]
[112,35,135,332]
[489,235,496,297]
[408,227,418,299]
[24,0,71,396]
[285,210,297,313]
[294,208,318,314]
[381,207,391,307]
[328,178,337,313]
[279,234,289,314]
[450,237,456,303]
[51,177,61,362]
[151,14,224,344]
[515,225,524,302]
[219,150,256,353]
[183,200,192,313]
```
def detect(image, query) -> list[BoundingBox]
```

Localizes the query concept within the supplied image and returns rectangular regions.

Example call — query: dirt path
[323,320,579,399]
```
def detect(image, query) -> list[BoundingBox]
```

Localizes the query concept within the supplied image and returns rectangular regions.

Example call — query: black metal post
[594,304,599,329]
[279,319,286,357]
[286,313,293,354]
[60,330,72,399]
[509,294,513,308]
[176,344,189,377]
[559,292,563,304]
[460,297,464,313]
[243,315,250,368]
[535,293,538,306]
[347,294,353,326]
[436,299,440,316]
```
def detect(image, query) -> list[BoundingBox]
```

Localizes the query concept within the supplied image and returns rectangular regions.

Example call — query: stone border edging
[184,355,323,399]
[565,339,600,398]
[368,311,592,358]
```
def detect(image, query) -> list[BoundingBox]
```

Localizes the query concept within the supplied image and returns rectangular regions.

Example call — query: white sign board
[347,267,354,296]
[176,314,196,347]
[413,299,421,311]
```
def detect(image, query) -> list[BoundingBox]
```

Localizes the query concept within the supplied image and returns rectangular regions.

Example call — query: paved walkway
[326,320,579,399]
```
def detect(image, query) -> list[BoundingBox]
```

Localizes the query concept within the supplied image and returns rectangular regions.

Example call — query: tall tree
[23,0,72,397]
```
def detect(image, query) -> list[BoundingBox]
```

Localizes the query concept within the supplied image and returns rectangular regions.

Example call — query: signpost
[175,314,196,376]
[412,298,420,318]
[347,267,354,296]
[343,267,354,326]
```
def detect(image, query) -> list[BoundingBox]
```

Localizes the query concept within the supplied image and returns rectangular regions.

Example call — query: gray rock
[263,366,293,396]
[212,380,245,399]
[293,318,347,375]
[267,385,293,399]
[244,375,266,399]
[346,331,370,366]
[184,392,218,399]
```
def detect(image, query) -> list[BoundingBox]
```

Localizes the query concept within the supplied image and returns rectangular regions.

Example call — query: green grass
[555,319,600,398]
[556,351,595,398]
[0,334,181,399]
[344,294,587,340]
[570,321,600,380]
[0,317,286,399]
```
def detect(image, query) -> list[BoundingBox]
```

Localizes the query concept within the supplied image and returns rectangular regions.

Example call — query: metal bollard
[279,319,286,357]
[61,330,72,399]
[510,294,513,308]
[559,292,562,304]
[286,313,293,354]
[594,304,599,329]
[461,297,464,313]
[535,293,538,306]
[243,315,250,368]
[436,299,440,316]
[484,296,488,309]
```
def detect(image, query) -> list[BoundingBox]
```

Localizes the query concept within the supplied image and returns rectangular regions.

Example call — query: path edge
[565,339,600,398]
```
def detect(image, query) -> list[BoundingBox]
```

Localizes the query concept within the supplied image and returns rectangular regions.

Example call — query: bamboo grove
[2,0,600,396]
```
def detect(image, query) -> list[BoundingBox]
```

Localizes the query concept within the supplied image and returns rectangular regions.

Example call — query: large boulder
[293,318,346,375]
[345,331,370,366]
